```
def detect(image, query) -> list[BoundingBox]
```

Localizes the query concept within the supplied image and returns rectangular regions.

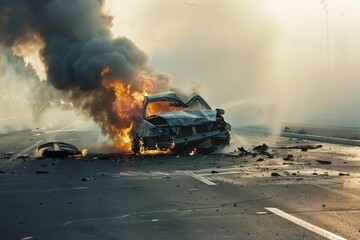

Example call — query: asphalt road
[0,127,359,240]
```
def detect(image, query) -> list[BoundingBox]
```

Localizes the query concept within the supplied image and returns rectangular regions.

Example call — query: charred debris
[222,143,323,159]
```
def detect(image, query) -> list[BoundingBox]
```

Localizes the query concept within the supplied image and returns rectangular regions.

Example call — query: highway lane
[0,128,359,240]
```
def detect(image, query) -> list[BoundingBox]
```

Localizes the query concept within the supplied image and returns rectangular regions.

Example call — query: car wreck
[131,92,231,155]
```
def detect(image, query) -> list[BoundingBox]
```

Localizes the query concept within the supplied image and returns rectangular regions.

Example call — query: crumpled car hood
[151,109,217,126]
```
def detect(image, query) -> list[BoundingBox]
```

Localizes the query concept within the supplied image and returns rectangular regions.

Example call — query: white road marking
[114,171,171,177]
[200,171,242,176]
[4,140,43,164]
[61,214,129,226]
[185,171,217,185]
[153,171,170,176]
[256,211,268,215]
[44,126,74,134]
[0,186,88,194]
[265,207,347,240]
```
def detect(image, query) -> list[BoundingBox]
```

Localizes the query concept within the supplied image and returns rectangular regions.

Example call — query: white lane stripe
[4,140,43,164]
[153,171,170,176]
[265,207,347,240]
[200,171,242,176]
[44,126,74,134]
[0,186,88,194]
[61,214,130,226]
[186,171,217,186]
[117,171,170,177]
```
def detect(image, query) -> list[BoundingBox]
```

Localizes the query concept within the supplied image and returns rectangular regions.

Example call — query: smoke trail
[0,0,147,86]
[0,0,174,150]
[0,46,41,133]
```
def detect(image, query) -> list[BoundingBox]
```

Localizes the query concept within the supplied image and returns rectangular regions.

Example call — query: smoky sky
[0,0,158,144]
[0,0,147,90]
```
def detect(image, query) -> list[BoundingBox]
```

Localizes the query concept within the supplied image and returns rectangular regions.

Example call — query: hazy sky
[105,0,360,128]
[1,0,359,133]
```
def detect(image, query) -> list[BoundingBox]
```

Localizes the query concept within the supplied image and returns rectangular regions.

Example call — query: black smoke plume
[0,0,170,146]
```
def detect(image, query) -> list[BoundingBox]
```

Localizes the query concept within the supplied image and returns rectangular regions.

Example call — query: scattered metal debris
[271,172,281,177]
[283,154,294,161]
[339,173,350,176]
[253,143,269,154]
[238,147,248,154]
[316,160,332,164]
[0,152,14,159]
[274,144,322,151]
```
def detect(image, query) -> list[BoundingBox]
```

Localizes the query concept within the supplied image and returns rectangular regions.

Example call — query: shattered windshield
[146,99,208,117]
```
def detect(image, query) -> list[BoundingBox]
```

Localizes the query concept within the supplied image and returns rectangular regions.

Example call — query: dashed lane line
[61,214,130,226]
[265,207,347,240]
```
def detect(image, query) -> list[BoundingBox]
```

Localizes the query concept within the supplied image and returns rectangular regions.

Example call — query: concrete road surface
[0,127,359,240]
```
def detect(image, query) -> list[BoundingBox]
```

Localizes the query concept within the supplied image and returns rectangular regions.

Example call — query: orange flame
[100,67,160,153]
[81,148,88,157]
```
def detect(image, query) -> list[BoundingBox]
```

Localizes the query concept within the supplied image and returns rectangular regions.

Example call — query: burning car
[131,92,231,154]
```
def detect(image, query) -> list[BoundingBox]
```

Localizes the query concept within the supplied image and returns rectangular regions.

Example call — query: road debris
[238,147,248,154]
[339,173,350,176]
[211,170,219,174]
[271,172,281,177]
[274,144,322,151]
[0,152,14,159]
[316,160,332,164]
[283,154,294,161]
[253,143,269,154]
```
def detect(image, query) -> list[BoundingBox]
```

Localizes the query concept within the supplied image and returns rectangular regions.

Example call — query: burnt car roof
[146,91,184,102]
[141,92,212,119]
